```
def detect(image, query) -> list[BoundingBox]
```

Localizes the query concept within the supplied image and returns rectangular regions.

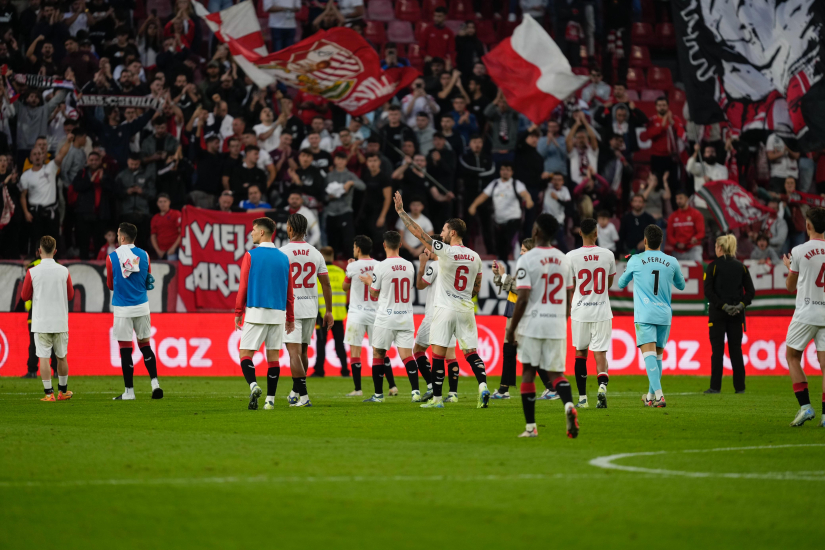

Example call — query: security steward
[314,246,349,377]
[703,234,755,394]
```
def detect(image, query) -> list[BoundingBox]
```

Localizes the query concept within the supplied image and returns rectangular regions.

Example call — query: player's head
[644,224,663,251]
[806,207,825,236]
[287,213,308,240]
[252,216,275,242]
[38,235,56,258]
[383,231,402,253]
[520,237,534,255]
[532,213,558,245]
[320,246,334,263]
[440,218,466,244]
[118,222,137,245]
[715,234,737,257]
[353,235,372,258]
[580,218,598,243]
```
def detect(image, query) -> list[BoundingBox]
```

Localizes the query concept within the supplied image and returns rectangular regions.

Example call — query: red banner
[697,180,776,232]
[0,314,819,377]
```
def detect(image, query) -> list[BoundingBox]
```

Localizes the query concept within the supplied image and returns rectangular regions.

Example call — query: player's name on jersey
[639,256,673,267]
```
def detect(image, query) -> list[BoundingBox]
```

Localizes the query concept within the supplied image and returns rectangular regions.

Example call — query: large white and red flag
[482,15,588,124]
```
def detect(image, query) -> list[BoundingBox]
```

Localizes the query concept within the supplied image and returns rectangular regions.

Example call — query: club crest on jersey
[371,273,377,283]
[433,241,444,251]
[517,268,526,280]
[805,298,810,305]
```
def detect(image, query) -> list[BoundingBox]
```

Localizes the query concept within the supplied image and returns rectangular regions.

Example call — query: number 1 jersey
[371,256,415,330]
[566,245,616,322]
[279,241,328,319]
[617,250,685,325]
[431,241,483,312]
[515,246,571,338]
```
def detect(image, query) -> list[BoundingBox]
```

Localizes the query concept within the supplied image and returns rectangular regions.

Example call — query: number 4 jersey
[566,245,616,322]
[789,239,825,325]
[280,241,328,319]
[371,256,415,331]
[431,241,483,312]
[515,246,571,338]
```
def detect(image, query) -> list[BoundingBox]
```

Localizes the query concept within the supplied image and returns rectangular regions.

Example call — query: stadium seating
[421,0,447,20]
[387,21,416,43]
[669,87,687,104]
[448,0,475,21]
[382,42,407,57]
[475,20,498,45]
[366,0,395,22]
[625,89,640,101]
[656,22,676,49]
[625,67,645,90]
[641,88,665,102]
[414,21,431,42]
[445,20,464,35]
[394,0,422,22]
[629,45,652,69]
[635,100,658,118]
[631,22,654,47]
[648,66,674,90]
[364,20,387,45]
[407,43,425,70]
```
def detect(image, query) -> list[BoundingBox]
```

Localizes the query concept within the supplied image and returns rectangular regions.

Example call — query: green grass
[1,375,823,550]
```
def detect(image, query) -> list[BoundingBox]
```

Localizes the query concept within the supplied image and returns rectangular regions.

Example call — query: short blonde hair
[39,235,56,255]
[716,234,737,256]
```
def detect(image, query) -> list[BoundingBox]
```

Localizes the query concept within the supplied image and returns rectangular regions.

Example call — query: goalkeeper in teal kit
[618,225,685,408]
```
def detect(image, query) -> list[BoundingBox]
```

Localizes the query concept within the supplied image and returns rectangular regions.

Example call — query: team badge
[517,268,526,280]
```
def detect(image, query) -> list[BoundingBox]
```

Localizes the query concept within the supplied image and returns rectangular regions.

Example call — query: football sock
[351,360,362,391]
[140,345,159,382]
[119,345,134,389]
[465,352,487,385]
[58,375,68,393]
[414,352,432,385]
[793,382,810,407]
[552,376,573,405]
[521,382,536,424]
[266,361,280,398]
[643,352,661,393]
[501,342,517,387]
[432,354,445,397]
[293,377,308,397]
[383,357,396,388]
[574,356,587,398]
[404,358,419,391]
[822,394,824,415]
[448,360,459,394]
[42,379,53,394]
[240,356,256,387]
[657,354,664,388]
[372,358,384,395]
[597,373,609,388]
[537,369,552,390]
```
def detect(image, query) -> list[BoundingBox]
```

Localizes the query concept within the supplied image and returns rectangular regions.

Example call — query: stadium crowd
[0,0,823,264]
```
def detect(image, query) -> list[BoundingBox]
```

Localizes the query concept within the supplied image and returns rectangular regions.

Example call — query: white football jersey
[515,246,571,338]
[345,258,379,325]
[371,256,415,330]
[789,239,825,325]
[420,260,440,317]
[431,241,483,312]
[566,245,616,322]
[279,240,328,319]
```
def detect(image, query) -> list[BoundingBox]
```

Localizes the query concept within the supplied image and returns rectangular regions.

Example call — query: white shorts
[430,307,477,350]
[785,320,825,352]
[415,315,458,348]
[344,322,373,346]
[113,315,151,341]
[34,332,68,359]
[571,319,612,352]
[518,336,566,372]
[240,322,284,351]
[283,318,314,345]
[372,326,414,350]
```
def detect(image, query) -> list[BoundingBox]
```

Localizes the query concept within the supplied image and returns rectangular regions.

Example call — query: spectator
[573,167,613,220]
[300,116,334,151]
[765,132,800,192]
[420,7,455,62]
[60,36,98,87]
[85,105,155,172]
[238,184,272,211]
[751,233,781,265]
[455,21,485,76]
[393,153,429,200]
[221,137,243,191]
[325,151,365,257]
[26,36,59,77]
[381,105,416,165]
[289,148,328,210]
[537,120,568,178]
[104,26,138,68]
[687,142,728,209]
[58,129,88,194]
[620,194,657,253]
[580,67,612,107]
[484,90,520,163]
[13,89,68,170]
[597,211,619,252]
[640,96,686,183]
[214,190,244,213]
[284,190,320,247]
[116,153,156,250]
[137,14,162,68]
[381,42,410,70]
[515,129,548,233]
[229,145,267,199]
[96,228,118,260]
[141,119,180,178]
[358,153,393,249]
[0,155,22,259]
[332,128,365,176]
[638,172,671,228]
[426,133,456,226]
[221,118,247,153]
[460,134,496,252]
[254,107,285,154]
[150,193,182,260]
[542,173,573,251]
[20,147,69,255]
[450,96,478,147]
[264,0,300,52]
[666,191,705,261]
[439,114,464,156]
[396,197,433,260]
[402,77,440,127]
[191,116,225,208]
[413,112,436,156]
[242,132,277,190]
[565,112,599,187]
[469,162,534,260]
[594,103,646,159]
[271,132,297,191]
[433,69,465,116]
[466,77,491,130]
[600,132,634,205]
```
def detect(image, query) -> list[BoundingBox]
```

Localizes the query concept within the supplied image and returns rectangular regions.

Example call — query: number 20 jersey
[515,246,571,338]
[431,241,483,312]
[279,241,328,319]
[566,245,616,322]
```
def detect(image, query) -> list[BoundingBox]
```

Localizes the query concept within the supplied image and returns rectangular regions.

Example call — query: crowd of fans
[0,0,823,265]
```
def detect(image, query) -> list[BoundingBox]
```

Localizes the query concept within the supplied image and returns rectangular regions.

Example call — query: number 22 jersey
[566,245,616,322]
[279,240,328,319]
[371,256,415,330]
[515,246,571,338]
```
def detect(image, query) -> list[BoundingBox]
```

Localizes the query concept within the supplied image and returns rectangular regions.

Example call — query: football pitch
[1,375,823,550]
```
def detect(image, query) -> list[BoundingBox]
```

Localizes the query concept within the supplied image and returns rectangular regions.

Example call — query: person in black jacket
[72,151,116,259]
[703,234,755,394]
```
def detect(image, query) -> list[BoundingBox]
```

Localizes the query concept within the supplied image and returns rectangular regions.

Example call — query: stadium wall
[0,314,818,377]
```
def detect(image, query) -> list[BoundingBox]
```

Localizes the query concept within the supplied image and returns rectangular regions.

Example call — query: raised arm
[416,253,429,290]
[393,191,433,251]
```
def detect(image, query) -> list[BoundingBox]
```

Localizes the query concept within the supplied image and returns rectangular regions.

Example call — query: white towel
[115,245,141,278]
[325,182,345,199]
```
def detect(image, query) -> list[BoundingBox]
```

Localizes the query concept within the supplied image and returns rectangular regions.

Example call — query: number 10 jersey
[566,245,616,323]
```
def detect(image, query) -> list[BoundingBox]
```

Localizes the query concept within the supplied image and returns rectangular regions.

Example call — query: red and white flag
[482,15,588,124]
[697,180,776,232]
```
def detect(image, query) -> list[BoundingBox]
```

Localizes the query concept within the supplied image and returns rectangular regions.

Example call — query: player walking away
[234,218,295,410]
[280,213,334,407]
[343,235,379,397]
[20,236,74,401]
[782,207,825,427]
[393,192,490,409]
[507,214,578,438]
[107,222,163,401]
[617,225,685,408]
[567,218,616,409]
[361,231,420,402]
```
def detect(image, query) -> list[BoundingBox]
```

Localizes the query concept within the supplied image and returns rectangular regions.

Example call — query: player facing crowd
[234,218,295,410]
[359,231,421,402]
[393,192,491,409]
[618,224,685,408]
[342,235,379,397]
[567,218,617,408]
[20,236,74,402]
[782,207,825,427]
[507,214,578,438]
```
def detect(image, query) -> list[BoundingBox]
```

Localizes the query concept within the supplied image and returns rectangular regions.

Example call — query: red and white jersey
[789,239,825,325]
[279,240,328,319]
[566,245,616,322]
[431,241,483,312]
[370,256,415,331]
[515,246,571,338]
[420,260,440,317]
[345,258,379,325]
[21,259,74,333]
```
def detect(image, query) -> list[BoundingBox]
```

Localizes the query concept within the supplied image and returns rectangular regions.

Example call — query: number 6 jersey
[515,246,571,338]
[431,241,483,312]
[371,256,415,330]
[279,240,328,320]
[566,245,617,322]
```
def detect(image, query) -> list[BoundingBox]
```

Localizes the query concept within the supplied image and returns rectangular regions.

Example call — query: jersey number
[362,285,379,302]
[391,278,410,303]
[290,263,317,289]
[577,268,606,295]
[541,273,564,304]
[652,269,660,296]
[816,264,825,291]
[454,265,469,291]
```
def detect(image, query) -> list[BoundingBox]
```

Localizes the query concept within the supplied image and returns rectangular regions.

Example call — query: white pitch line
[589,444,825,481]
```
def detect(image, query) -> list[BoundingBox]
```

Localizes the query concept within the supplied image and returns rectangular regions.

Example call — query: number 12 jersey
[566,245,616,322]
[515,246,571,338]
